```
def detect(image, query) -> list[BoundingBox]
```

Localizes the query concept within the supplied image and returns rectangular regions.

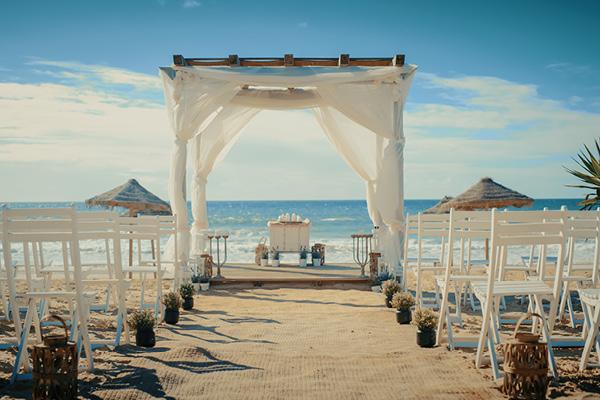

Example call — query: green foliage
[413,309,437,331]
[565,138,600,210]
[391,292,415,310]
[162,291,182,310]
[299,247,308,259]
[128,309,156,331]
[382,279,401,301]
[179,283,195,299]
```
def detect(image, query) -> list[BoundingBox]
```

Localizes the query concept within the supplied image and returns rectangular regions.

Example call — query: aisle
[80,288,500,399]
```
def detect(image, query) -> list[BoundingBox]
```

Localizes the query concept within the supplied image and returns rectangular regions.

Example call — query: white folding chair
[120,216,164,317]
[405,213,450,308]
[578,288,600,370]
[3,208,95,382]
[557,210,600,328]
[436,209,491,349]
[472,209,567,380]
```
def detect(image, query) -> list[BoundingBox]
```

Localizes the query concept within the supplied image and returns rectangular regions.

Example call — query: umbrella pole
[485,238,489,261]
[128,209,136,278]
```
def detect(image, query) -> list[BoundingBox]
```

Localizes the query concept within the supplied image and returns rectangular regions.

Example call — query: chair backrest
[1,207,84,290]
[564,209,600,284]
[489,209,566,287]
[446,209,492,271]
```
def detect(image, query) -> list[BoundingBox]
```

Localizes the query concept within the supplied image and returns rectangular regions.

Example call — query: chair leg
[436,281,451,347]
[580,303,600,371]
[476,297,493,369]
[11,299,35,383]
[533,294,558,378]
[558,281,569,322]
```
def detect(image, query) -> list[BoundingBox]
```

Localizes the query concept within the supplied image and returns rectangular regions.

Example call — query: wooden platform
[210,262,370,289]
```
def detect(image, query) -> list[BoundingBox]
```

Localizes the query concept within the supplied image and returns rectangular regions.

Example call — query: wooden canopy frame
[173,54,405,67]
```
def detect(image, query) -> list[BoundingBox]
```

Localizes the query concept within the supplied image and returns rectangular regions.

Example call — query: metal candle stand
[351,233,373,277]
[207,232,228,278]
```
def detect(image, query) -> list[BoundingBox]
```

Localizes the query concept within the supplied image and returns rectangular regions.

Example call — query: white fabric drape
[190,105,260,254]
[160,63,417,275]
[314,106,381,227]
[160,68,240,261]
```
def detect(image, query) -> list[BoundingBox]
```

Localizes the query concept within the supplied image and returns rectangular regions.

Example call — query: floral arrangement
[413,309,437,331]
[179,283,195,299]
[391,292,415,311]
[162,291,182,311]
[128,309,156,331]
[382,279,401,301]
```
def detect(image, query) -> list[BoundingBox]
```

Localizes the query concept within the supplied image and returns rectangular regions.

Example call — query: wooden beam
[173,55,406,68]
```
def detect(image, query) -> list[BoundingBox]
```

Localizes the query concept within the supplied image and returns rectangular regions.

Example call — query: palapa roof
[85,179,171,216]
[435,177,533,213]
[424,196,454,214]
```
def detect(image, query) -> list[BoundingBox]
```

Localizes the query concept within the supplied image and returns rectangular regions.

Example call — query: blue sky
[1,0,599,201]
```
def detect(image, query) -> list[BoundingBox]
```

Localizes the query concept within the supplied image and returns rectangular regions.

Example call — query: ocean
[3,199,589,265]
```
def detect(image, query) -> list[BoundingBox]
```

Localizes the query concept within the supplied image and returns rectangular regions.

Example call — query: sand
[0,277,599,399]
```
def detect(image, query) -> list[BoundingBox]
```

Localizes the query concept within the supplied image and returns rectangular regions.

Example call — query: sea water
[3,199,591,265]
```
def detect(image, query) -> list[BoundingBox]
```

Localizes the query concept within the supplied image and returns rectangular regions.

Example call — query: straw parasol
[86,179,171,268]
[424,196,454,214]
[436,177,533,213]
[85,178,171,217]
[426,177,533,259]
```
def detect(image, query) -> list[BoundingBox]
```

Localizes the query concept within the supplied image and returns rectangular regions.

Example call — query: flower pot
[396,309,411,324]
[272,260,280,267]
[313,258,321,267]
[260,258,268,267]
[299,258,307,267]
[193,283,200,292]
[135,328,156,347]
[182,297,194,311]
[200,282,210,291]
[385,297,392,308]
[416,329,436,348]
[164,309,179,325]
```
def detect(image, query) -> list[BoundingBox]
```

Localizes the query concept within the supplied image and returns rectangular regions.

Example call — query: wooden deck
[211,262,371,289]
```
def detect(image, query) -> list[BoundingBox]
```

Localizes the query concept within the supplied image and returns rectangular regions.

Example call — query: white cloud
[182,0,201,8]
[545,62,592,75]
[2,60,599,201]
[27,59,161,92]
[405,72,600,198]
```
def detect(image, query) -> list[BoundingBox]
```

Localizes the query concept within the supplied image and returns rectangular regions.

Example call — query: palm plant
[565,138,600,210]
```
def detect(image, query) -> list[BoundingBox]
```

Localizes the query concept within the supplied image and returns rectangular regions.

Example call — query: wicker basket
[501,313,549,400]
[32,315,78,400]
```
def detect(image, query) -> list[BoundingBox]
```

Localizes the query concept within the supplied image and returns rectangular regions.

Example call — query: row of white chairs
[0,207,180,382]
[403,208,600,378]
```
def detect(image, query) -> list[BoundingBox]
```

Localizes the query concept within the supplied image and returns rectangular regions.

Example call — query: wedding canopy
[159,54,417,274]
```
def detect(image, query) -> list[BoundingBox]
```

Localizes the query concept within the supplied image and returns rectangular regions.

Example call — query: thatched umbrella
[438,177,533,213]
[429,177,533,258]
[424,196,453,214]
[86,178,171,267]
[85,178,171,217]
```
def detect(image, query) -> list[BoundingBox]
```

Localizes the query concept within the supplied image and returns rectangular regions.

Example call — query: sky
[1,0,599,202]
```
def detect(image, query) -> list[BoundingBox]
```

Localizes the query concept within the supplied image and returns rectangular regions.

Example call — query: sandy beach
[0,273,599,399]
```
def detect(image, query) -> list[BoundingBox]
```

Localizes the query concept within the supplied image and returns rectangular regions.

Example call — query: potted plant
[162,291,182,325]
[312,249,322,267]
[299,247,308,267]
[191,275,201,292]
[391,292,415,324]
[128,309,156,347]
[413,308,437,348]
[382,279,401,308]
[271,249,280,267]
[199,275,210,291]
[179,283,195,311]
[260,248,269,267]
[371,271,392,292]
